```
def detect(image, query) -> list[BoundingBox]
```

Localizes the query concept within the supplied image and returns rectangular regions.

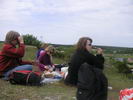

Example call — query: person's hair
[5,30,20,44]
[76,37,92,51]
[45,45,55,54]
[41,43,48,49]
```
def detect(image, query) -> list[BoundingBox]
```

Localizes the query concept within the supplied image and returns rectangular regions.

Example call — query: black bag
[77,63,108,100]
[9,70,42,86]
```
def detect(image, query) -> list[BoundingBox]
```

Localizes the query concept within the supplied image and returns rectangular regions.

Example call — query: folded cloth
[41,78,60,84]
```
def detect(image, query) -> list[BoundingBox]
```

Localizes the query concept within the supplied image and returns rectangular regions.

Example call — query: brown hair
[5,30,20,44]
[76,37,92,51]
[45,45,55,54]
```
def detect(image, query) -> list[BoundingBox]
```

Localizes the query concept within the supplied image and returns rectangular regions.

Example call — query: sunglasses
[87,43,92,46]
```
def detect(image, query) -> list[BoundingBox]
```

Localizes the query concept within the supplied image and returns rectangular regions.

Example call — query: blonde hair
[45,45,55,53]
[41,43,48,49]
[5,30,20,44]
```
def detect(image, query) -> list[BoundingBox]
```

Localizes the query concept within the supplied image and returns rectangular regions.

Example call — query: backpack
[9,70,42,86]
[77,63,108,100]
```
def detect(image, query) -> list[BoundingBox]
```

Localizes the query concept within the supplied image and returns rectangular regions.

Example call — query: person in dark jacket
[65,37,105,86]
[0,31,33,80]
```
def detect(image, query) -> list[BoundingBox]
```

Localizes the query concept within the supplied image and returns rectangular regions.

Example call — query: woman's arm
[2,36,25,58]
[2,43,25,58]
[86,49,105,70]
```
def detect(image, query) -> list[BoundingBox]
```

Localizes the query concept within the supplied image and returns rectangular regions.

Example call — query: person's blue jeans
[3,65,33,80]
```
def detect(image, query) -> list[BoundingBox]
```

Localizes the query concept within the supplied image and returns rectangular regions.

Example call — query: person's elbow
[16,51,25,57]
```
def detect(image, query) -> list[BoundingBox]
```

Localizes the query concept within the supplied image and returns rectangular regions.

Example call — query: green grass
[53,57,66,64]
[23,45,37,61]
[0,43,133,100]
[104,66,133,100]
[0,80,76,100]
[0,43,77,100]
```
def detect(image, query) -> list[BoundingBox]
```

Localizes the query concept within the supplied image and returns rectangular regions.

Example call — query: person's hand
[49,67,53,72]
[18,36,24,44]
[52,65,55,68]
[97,48,103,54]
[44,66,49,70]
[31,61,37,65]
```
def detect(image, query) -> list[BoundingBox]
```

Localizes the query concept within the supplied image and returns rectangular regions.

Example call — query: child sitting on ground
[38,45,55,72]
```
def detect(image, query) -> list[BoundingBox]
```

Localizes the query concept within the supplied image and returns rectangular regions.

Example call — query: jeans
[3,64,33,80]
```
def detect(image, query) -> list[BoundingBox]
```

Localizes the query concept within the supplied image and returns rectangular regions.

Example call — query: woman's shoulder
[40,51,47,56]
[39,50,45,55]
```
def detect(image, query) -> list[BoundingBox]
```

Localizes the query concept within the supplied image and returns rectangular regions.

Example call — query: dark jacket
[77,63,108,100]
[65,49,104,86]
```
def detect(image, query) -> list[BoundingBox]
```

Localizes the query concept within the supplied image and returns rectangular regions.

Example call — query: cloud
[0,0,133,47]
[0,0,133,21]
[0,0,33,22]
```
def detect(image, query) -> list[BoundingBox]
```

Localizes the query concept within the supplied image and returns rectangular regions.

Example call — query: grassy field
[0,43,133,100]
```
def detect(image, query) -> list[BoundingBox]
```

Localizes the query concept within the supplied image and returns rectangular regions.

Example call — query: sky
[0,0,133,47]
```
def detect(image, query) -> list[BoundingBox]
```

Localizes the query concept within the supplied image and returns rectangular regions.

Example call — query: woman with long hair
[38,45,55,72]
[65,37,105,85]
[65,37,107,100]
[0,31,33,80]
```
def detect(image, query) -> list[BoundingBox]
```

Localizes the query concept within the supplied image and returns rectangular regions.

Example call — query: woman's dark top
[65,49,104,86]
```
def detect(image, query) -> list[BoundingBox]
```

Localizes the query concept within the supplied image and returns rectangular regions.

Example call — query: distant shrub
[109,56,115,64]
[53,46,75,63]
[53,50,65,59]
[23,34,42,49]
[126,73,133,80]
[63,47,75,62]
[114,60,131,73]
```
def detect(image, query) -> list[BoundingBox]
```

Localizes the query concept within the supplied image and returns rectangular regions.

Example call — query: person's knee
[28,65,33,70]
[24,65,33,70]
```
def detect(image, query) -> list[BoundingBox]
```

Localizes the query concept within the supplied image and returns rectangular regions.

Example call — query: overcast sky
[0,0,133,47]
